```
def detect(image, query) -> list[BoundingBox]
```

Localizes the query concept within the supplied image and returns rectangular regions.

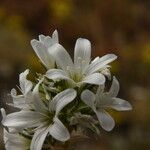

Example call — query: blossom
[3,129,30,150]
[1,30,133,150]
[81,76,132,131]
[31,30,59,69]
[2,82,77,150]
[46,38,117,87]
[1,108,30,150]
[10,69,33,109]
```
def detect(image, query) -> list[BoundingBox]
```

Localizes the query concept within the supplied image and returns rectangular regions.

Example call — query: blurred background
[0,0,150,149]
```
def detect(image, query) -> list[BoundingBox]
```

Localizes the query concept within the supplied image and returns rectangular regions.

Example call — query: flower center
[66,66,83,83]
[66,57,88,83]
[42,111,54,124]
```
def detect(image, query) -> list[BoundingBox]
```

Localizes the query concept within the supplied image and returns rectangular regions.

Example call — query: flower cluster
[1,30,132,150]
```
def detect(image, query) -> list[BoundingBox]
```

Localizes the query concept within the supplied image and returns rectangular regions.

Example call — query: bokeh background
[0,0,150,149]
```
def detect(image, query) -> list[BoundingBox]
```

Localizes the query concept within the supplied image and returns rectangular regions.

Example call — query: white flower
[1,108,30,150]
[3,129,30,150]
[31,30,59,69]
[46,38,117,87]
[2,82,77,150]
[10,69,33,109]
[81,76,132,131]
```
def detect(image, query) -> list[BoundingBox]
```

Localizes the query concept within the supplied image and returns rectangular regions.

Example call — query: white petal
[110,98,132,111]
[82,73,106,85]
[31,39,55,69]
[81,90,95,110]
[5,144,26,150]
[39,30,59,46]
[10,89,30,109]
[46,69,76,87]
[98,54,117,65]
[48,43,73,71]
[101,68,111,80]
[86,54,117,74]
[96,84,105,97]
[32,80,48,113]
[3,111,44,128]
[49,117,70,141]
[4,129,11,144]
[91,56,99,64]
[1,108,6,120]
[46,69,72,82]
[39,35,55,48]
[108,76,119,97]
[42,36,53,48]
[4,129,29,150]
[39,34,45,42]
[1,108,6,124]
[30,127,50,150]
[96,110,115,131]
[52,30,59,43]
[19,69,33,95]
[50,89,76,115]
[74,38,91,71]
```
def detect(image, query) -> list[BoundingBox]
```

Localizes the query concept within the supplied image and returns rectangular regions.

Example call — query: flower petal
[108,76,119,97]
[110,98,132,111]
[30,127,50,150]
[1,108,6,121]
[95,110,115,131]
[74,38,91,72]
[101,67,111,80]
[50,89,76,115]
[48,43,73,71]
[4,129,30,150]
[52,29,59,43]
[81,90,95,110]
[32,80,48,113]
[39,34,45,42]
[49,117,70,141]
[82,73,106,85]
[91,56,99,64]
[39,30,59,46]
[42,36,53,48]
[10,89,31,109]
[19,69,33,95]
[46,69,76,88]
[97,54,117,65]
[2,111,44,128]
[31,39,54,69]
[46,69,71,81]
[86,54,117,74]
